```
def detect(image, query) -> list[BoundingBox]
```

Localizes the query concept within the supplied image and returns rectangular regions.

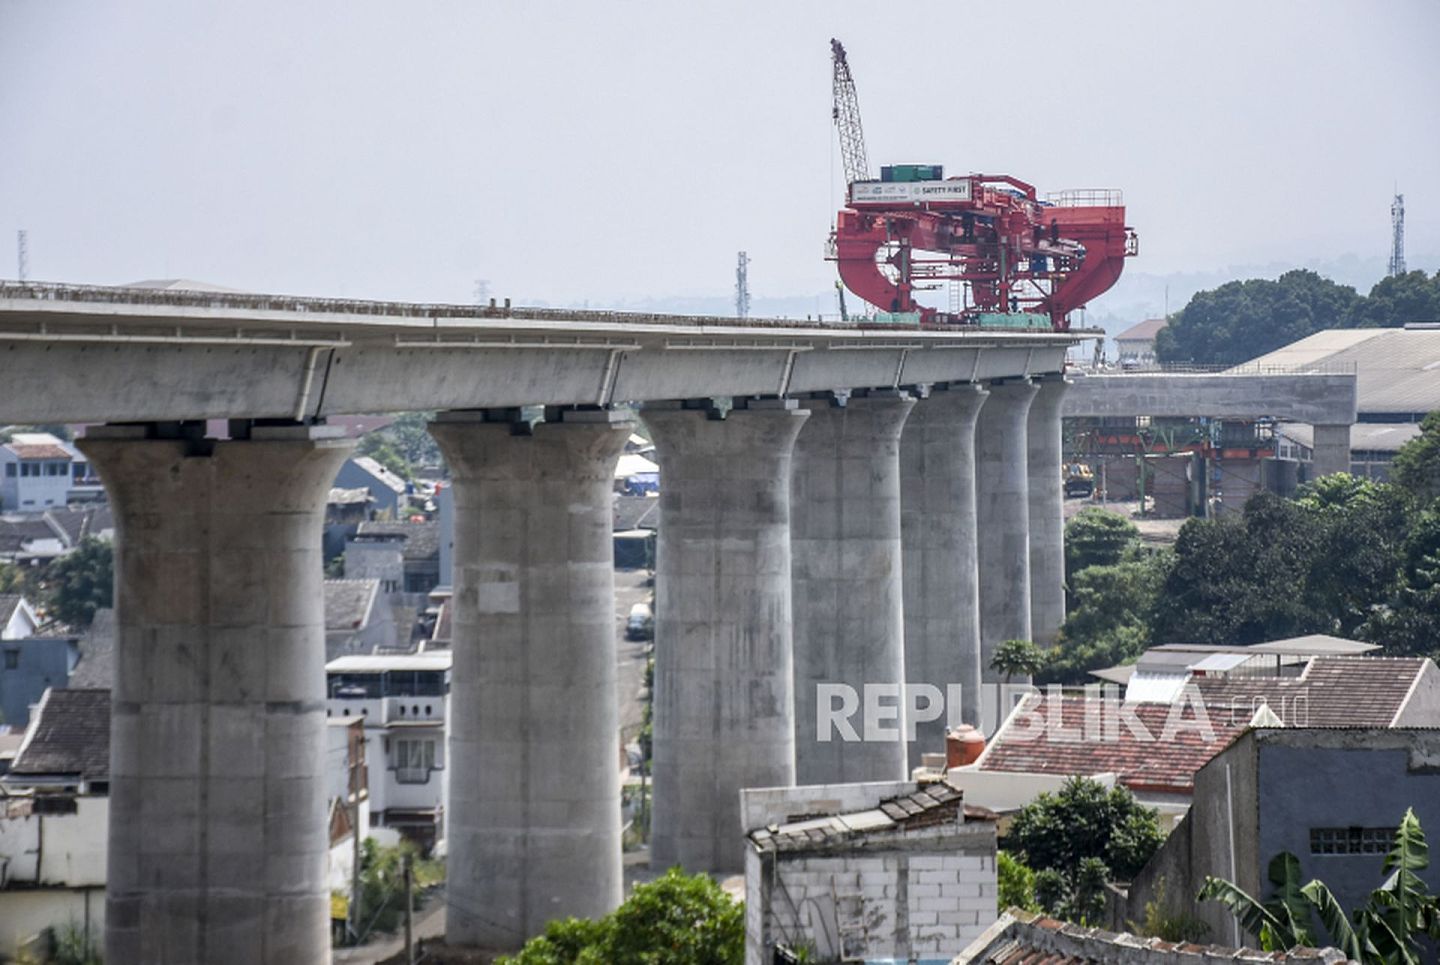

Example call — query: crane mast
[830,39,870,186]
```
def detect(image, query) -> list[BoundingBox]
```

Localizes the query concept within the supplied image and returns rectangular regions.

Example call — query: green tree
[1007,777,1164,884]
[1042,551,1168,684]
[0,561,32,595]
[382,411,443,467]
[499,868,743,965]
[1353,270,1440,329]
[1363,510,1440,660]
[1295,475,1409,637]
[1151,494,1324,646]
[1064,508,1141,587]
[1391,411,1440,509]
[1199,809,1440,963]
[998,850,1039,913]
[990,638,1046,685]
[1155,270,1362,366]
[42,538,113,629]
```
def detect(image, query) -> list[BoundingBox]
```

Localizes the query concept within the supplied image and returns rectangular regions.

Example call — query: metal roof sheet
[1245,328,1440,414]
[326,652,451,672]
[1278,421,1423,453]
[1189,652,1251,672]
[1125,671,1192,704]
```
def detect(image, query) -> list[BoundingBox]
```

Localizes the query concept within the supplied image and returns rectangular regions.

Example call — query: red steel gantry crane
[828,39,1138,330]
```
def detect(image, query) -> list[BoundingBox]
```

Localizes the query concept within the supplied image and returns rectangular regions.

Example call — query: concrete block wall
[745,832,997,965]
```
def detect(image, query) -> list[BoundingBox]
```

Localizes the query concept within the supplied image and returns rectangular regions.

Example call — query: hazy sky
[2,0,1437,311]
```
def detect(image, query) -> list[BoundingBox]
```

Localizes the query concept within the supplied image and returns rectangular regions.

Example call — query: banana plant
[1199,851,1315,951]
[1200,808,1440,965]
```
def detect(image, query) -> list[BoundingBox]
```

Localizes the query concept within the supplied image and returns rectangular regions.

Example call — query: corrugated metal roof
[1245,328,1440,414]
[1278,421,1423,453]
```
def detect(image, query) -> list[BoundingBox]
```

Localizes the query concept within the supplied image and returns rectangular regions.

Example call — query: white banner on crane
[850,180,973,204]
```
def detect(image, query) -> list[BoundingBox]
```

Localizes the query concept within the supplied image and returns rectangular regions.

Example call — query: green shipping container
[880,164,944,183]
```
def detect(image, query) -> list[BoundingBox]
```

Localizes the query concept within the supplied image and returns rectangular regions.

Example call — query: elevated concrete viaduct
[0,282,1085,960]
[1063,372,1358,476]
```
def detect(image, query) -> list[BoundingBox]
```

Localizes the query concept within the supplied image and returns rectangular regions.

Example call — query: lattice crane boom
[830,39,870,187]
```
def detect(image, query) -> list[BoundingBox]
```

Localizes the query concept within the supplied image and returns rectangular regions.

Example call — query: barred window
[1310,826,1393,855]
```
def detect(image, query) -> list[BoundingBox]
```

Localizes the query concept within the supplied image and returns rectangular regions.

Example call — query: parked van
[625,602,654,641]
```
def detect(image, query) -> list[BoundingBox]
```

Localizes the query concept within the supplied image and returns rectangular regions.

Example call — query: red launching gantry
[828,39,1138,330]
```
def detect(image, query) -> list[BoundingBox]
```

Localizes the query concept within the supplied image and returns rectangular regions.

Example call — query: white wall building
[0,688,110,958]
[0,434,101,512]
[326,652,450,852]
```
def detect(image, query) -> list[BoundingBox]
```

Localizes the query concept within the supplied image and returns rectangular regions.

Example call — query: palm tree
[991,638,1046,685]
[1199,808,1440,964]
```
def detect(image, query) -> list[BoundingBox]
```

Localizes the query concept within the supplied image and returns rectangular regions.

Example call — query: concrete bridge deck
[1062,370,1357,476]
[0,281,1077,423]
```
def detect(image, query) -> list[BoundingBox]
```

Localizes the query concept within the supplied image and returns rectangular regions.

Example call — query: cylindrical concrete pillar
[645,398,809,873]
[1026,377,1069,648]
[430,409,629,949]
[79,424,352,965]
[791,392,915,786]
[900,384,988,761]
[1311,424,1352,478]
[976,379,1039,684]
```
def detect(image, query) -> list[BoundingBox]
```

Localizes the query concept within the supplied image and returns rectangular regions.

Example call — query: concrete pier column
[1026,376,1069,648]
[791,391,915,786]
[975,379,1040,683]
[644,398,810,873]
[900,383,988,760]
[1311,424,1352,478]
[430,408,629,949]
[78,422,352,965]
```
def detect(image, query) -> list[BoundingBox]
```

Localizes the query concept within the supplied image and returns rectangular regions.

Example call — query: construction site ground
[1063,494,1186,546]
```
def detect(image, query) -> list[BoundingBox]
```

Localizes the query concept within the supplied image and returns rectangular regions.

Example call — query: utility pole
[17,230,28,282]
[349,728,365,944]
[735,251,750,318]
[403,853,415,964]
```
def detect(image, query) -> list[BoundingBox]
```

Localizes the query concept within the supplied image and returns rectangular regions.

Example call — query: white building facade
[326,652,450,852]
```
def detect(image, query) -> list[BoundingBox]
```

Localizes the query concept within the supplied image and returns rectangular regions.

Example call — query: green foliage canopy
[42,537,113,629]
[1041,552,1167,685]
[1154,270,1362,366]
[1391,411,1440,509]
[1154,269,1440,367]
[1064,508,1141,585]
[499,868,743,965]
[1007,777,1164,883]
[990,639,1046,684]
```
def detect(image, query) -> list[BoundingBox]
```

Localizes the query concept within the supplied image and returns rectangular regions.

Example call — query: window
[3,649,17,670]
[4,464,14,477]
[394,738,436,783]
[1310,827,1394,855]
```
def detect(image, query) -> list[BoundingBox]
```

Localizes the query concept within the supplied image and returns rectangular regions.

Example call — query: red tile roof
[977,657,1432,794]
[6,443,71,460]
[976,693,1248,794]
[1193,656,1429,728]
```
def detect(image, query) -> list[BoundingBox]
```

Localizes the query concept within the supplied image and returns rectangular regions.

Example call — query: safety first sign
[850,180,973,204]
